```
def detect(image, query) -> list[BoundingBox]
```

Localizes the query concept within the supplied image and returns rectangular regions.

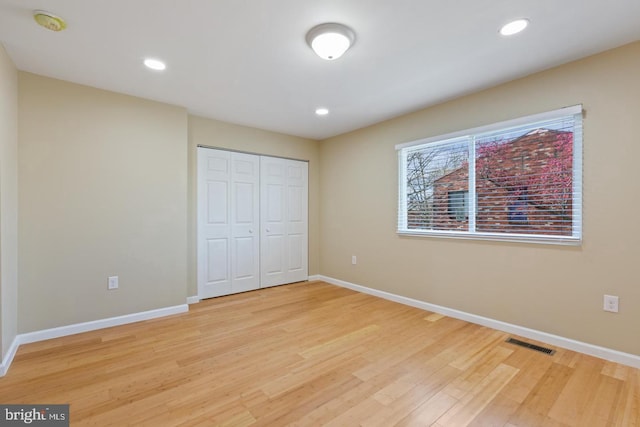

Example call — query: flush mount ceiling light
[306,23,355,60]
[500,19,530,36]
[144,58,166,71]
[33,10,67,32]
[315,107,329,116]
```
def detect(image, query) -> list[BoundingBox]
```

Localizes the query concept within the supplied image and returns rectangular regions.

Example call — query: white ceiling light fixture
[144,58,166,71]
[306,23,355,60]
[500,19,530,36]
[315,107,329,116]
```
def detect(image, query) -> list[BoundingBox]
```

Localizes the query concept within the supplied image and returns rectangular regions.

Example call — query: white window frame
[396,105,583,245]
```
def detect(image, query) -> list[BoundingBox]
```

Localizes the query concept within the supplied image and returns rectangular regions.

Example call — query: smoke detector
[33,10,67,32]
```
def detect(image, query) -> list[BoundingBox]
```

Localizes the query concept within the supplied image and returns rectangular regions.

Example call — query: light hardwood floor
[1,281,638,426]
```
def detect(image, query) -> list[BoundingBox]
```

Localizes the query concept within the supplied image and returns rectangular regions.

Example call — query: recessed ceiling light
[500,19,529,36]
[144,58,166,71]
[315,107,329,116]
[306,23,355,60]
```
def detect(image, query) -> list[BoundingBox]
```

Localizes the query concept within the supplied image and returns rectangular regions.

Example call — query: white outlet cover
[108,276,119,290]
[603,294,619,312]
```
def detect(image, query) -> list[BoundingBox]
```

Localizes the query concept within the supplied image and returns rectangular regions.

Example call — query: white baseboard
[317,275,640,369]
[0,304,188,376]
[0,336,20,377]
[19,304,188,345]
[308,275,322,281]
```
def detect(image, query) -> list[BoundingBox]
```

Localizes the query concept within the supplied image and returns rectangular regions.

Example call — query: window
[507,194,528,224]
[397,105,582,244]
[448,191,468,221]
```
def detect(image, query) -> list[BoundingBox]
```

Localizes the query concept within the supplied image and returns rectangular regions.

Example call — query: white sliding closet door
[260,156,308,287]
[197,148,260,298]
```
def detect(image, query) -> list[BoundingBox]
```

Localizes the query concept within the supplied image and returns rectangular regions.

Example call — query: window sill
[397,229,582,246]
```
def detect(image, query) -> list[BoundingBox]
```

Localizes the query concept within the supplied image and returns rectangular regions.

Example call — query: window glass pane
[405,139,469,231]
[475,120,574,236]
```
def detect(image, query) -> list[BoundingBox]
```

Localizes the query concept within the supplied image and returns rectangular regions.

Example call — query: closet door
[197,148,260,298]
[260,157,308,287]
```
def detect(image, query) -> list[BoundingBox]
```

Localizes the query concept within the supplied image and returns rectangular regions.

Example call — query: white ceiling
[1,1,639,140]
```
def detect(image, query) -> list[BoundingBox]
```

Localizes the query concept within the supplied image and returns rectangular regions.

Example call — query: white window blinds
[397,105,583,245]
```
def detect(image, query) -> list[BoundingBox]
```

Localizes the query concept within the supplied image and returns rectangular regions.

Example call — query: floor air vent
[506,338,555,355]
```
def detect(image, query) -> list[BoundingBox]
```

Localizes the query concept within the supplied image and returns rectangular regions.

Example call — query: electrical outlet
[352,255,357,265]
[603,294,619,312]
[108,276,119,290]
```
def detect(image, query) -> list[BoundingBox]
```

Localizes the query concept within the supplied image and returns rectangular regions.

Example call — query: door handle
[266,228,270,233]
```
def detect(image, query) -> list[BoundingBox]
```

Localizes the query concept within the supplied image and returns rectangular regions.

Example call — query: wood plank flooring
[0,281,638,426]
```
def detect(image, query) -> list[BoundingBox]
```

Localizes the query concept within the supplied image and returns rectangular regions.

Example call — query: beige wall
[0,44,18,358]
[18,73,188,333]
[187,116,320,296]
[319,42,640,356]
